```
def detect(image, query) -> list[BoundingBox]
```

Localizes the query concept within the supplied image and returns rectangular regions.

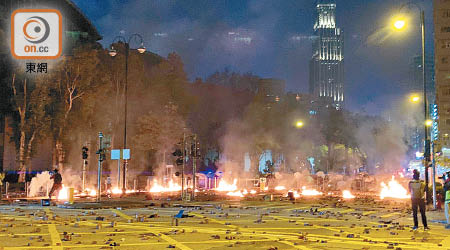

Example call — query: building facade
[434,0,450,151]
[309,0,344,109]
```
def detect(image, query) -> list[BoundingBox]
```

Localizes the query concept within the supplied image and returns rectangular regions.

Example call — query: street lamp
[393,19,406,30]
[410,94,420,103]
[295,120,304,129]
[109,34,146,194]
[392,3,433,206]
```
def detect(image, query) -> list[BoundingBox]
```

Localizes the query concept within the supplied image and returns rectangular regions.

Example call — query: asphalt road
[0,197,449,250]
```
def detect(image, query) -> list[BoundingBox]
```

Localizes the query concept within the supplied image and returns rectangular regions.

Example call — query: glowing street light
[295,120,304,128]
[425,119,433,127]
[393,19,406,30]
[410,94,420,103]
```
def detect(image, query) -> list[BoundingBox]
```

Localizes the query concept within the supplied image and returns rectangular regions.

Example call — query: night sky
[72,0,433,114]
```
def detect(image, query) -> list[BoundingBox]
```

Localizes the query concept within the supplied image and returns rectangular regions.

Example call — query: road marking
[115,219,192,250]
[190,212,239,229]
[362,211,377,216]
[339,209,355,214]
[47,224,63,250]
[112,209,133,220]
[380,212,400,218]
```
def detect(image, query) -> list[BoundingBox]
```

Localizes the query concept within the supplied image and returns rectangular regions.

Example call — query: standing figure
[49,169,63,200]
[443,172,450,229]
[408,169,429,230]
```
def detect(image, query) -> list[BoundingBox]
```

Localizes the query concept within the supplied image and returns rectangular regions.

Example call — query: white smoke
[29,171,53,197]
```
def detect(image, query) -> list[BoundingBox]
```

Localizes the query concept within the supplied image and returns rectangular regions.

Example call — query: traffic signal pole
[192,135,197,201]
[97,132,103,202]
[181,132,185,200]
[82,159,87,191]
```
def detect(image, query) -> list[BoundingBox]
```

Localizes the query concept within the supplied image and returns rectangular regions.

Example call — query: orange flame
[380,176,410,199]
[301,186,322,196]
[149,179,181,193]
[216,179,238,192]
[57,185,68,200]
[342,190,355,199]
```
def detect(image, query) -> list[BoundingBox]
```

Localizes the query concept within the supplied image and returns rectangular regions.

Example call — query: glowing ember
[149,180,182,193]
[342,190,355,199]
[216,179,238,192]
[89,189,96,196]
[301,186,322,196]
[57,185,68,200]
[380,176,410,199]
[274,186,286,191]
[111,187,122,194]
[226,190,244,197]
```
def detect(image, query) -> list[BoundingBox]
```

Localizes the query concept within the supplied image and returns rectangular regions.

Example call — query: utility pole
[181,132,186,200]
[82,146,88,192]
[192,134,197,201]
[96,132,104,202]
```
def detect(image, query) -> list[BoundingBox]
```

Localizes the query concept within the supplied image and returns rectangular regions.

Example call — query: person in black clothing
[49,169,63,199]
[408,169,429,230]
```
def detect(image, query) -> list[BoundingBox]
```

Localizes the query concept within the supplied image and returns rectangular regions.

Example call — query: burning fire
[57,185,68,200]
[149,180,182,193]
[226,190,244,197]
[342,190,355,199]
[274,186,286,191]
[216,179,238,192]
[301,186,322,196]
[111,187,122,194]
[380,176,410,199]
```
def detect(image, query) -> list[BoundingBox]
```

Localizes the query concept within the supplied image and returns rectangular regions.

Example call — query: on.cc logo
[11,9,62,59]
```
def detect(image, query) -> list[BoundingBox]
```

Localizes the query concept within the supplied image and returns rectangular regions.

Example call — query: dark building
[309,0,344,109]
[257,78,286,107]
[0,0,101,172]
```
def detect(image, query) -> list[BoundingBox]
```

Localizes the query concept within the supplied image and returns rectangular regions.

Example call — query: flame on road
[216,179,238,192]
[301,186,323,196]
[342,190,355,199]
[57,185,68,200]
[226,190,244,197]
[111,187,122,194]
[380,176,410,199]
[149,180,182,193]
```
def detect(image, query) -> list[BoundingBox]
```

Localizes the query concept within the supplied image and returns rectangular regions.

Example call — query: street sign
[111,149,120,160]
[123,149,130,160]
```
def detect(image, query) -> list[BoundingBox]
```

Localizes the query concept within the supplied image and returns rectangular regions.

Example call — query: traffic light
[172,149,182,157]
[196,141,201,157]
[173,148,183,166]
[175,158,183,166]
[190,143,195,157]
[82,146,89,159]
[96,149,106,162]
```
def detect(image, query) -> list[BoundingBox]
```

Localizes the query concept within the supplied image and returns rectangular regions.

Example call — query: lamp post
[393,3,432,205]
[109,34,146,194]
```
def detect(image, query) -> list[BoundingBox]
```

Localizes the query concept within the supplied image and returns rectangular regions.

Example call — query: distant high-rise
[309,0,344,108]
